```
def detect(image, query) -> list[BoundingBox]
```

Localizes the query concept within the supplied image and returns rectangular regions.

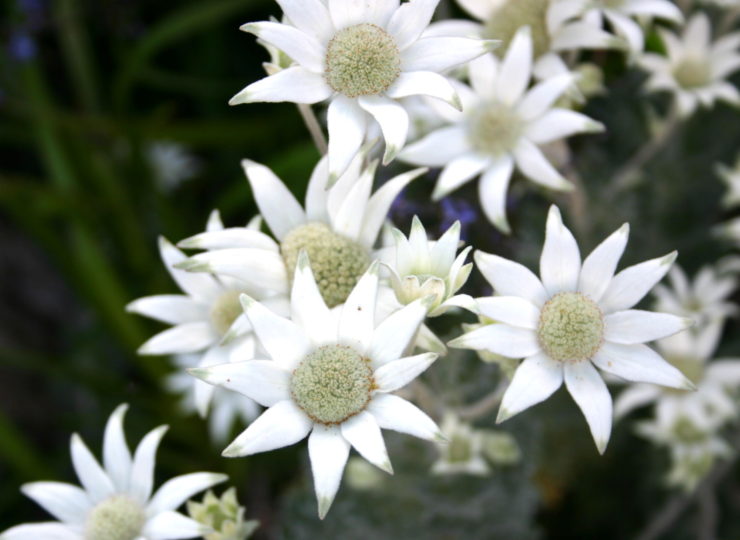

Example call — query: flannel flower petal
[638,12,740,117]
[127,211,278,419]
[399,27,604,232]
[190,254,442,519]
[449,206,694,454]
[230,0,496,179]
[385,216,474,316]
[1,405,226,540]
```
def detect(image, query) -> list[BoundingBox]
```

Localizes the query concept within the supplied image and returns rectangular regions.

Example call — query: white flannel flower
[190,257,442,519]
[450,206,694,453]
[230,0,495,180]
[639,13,740,117]
[717,155,740,208]
[0,405,226,540]
[166,356,260,445]
[653,263,737,330]
[400,28,604,232]
[432,413,490,476]
[582,0,683,56]
[386,216,473,316]
[127,212,281,418]
[176,154,424,312]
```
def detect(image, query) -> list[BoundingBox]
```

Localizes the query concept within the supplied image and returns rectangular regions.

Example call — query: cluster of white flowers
[5,0,740,533]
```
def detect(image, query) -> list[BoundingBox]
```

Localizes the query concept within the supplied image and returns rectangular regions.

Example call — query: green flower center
[448,434,474,463]
[85,496,145,540]
[673,57,711,89]
[537,292,604,363]
[325,23,402,98]
[483,0,550,58]
[290,344,374,425]
[667,355,705,386]
[281,222,371,308]
[672,417,707,444]
[210,290,245,336]
[468,102,524,156]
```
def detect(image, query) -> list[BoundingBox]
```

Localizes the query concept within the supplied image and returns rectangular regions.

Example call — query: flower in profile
[190,255,442,518]
[127,211,280,418]
[582,0,683,55]
[176,154,424,311]
[450,206,694,453]
[638,13,740,117]
[432,413,490,476]
[1,405,226,540]
[717,155,740,208]
[400,28,604,232]
[231,0,495,179]
[386,216,473,316]
[187,488,259,540]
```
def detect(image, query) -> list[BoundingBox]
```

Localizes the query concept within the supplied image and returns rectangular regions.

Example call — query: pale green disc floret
[673,57,712,89]
[290,344,375,425]
[468,102,524,157]
[537,292,604,363]
[483,0,550,57]
[325,23,402,98]
[85,495,146,540]
[281,222,371,308]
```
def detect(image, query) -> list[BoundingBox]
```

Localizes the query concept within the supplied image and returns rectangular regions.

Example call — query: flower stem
[456,379,508,421]
[297,104,328,156]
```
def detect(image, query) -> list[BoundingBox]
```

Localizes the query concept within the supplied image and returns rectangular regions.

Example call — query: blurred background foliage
[1,0,739,538]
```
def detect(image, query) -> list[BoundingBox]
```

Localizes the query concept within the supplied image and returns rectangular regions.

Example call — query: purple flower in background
[390,189,425,224]
[9,31,36,62]
[440,197,477,241]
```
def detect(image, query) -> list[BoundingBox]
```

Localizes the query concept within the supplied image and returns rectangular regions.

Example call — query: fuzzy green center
[325,23,401,98]
[468,102,524,156]
[673,57,711,89]
[281,222,371,308]
[448,434,474,463]
[667,355,705,386]
[537,292,604,363]
[483,0,550,58]
[290,344,374,425]
[210,290,245,336]
[85,496,145,540]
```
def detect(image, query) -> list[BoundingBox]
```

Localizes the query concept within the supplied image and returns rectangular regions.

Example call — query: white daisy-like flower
[127,211,283,418]
[190,255,442,519]
[230,0,495,180]
[0,404,227,540]
[431,413,490,476]
[166,355,260,445]
[638,12,740,117]
[449,206,695,453]
[400,28,605,232]
[717,154,740,208]
[176,154,425,312]
[385,216,474,316]
[652,263,737,330]
[582,0,683,56]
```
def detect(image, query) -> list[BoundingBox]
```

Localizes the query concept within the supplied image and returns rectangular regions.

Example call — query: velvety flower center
[85,495,145,540]
[469,102,524,156]
[281,222,371,308]
[325,23,402,98]
[210,290,246,336]
[448,433,474,463]
[290,344,375,425]
[673,57,711,89]
[537,292,604,363]
[483,0,550,57]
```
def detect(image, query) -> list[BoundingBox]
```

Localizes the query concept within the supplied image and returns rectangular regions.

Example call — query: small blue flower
[440,198,477,240]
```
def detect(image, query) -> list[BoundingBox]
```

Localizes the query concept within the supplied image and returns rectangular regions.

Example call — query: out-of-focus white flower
[127,211,281,418]
[231,0,495,180]
[481,429,521,465]
[187,488,259,540]
[638,13,740,117]
[386,216,473,316]
[432,413,490,476]
[653,263,737,329]
[450,206,694,453]
[147,141,200,192]
[177,154,424,311]
[400,28,604,232]
[700,0,740,8]
[345,457,387,491]
[717,155,740,208]
[166,355,260,445]
[191,259,442,519]
[582,0,683,56]
[0,405,226,540]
